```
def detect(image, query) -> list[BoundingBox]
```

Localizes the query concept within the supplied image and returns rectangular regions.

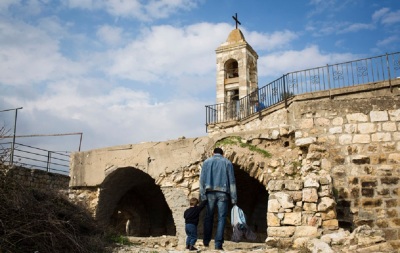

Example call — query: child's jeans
[185,223,198,246]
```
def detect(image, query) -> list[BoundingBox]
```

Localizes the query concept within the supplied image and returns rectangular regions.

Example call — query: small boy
[184,197,207,251]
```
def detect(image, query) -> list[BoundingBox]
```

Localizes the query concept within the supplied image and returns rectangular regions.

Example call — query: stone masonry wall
[2,166,69,190]
[207,83,400,247]
[266,176,337,248]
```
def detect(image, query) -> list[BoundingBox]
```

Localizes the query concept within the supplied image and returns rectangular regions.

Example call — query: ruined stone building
[69,26,400,250]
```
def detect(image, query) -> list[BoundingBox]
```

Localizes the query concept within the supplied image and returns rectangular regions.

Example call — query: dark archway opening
[198,165,268,243]
[97,167,176,236]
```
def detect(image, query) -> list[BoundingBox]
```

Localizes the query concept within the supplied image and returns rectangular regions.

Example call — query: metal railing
[206,52,400,126]
[0,141,70,175]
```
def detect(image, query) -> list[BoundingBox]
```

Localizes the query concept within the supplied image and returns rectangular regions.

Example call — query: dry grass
[0,163,112,253]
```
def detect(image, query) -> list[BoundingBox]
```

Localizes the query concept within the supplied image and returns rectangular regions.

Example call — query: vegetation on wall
[215,136,272,158]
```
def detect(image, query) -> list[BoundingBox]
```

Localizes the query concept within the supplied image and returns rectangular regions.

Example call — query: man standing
[199,147,237,250]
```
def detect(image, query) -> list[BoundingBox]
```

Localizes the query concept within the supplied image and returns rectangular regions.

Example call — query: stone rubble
[111,225,396,252]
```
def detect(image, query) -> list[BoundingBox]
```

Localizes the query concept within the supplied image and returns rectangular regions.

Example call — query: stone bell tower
[215,15,259,113]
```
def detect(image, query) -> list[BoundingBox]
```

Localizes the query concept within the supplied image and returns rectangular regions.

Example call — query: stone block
[352,155,370,164]
[376,218,389,228]
[268,199,281,213]
[267,226,296,237]
[382,122,397,131]
[315,117,330,126]
[295,137,317,147]
[332,117,344,126]
[319,175,332,185]
[319,185,332,197]
[389,109,400,121]
[361,198,383,208]
[388,153,400,164]
[298,118,314,129]
[347,113,368,123]
[353,134,370,144]
[321,209,336,220]
[304,177,320,188]
[267,212,281,227]
[329,126,342,134]
[389,218,400,226]
[361,188,375,197]
[287,191,302,203]
[267,180,284,191]
[387,209,398,218]
[303,188,318,203]
[385,199,398,208]
[303,202,317,212]
[274,192,295,209]
[361,178,377,187]
[358,123,376,134]
[282,212,302,226]
[381,176,399,185]
[338,134,352,145]
[318,197,336,211]
[284,180,303,190]
[372,132,392,142]
[370,110,388,122]
[294,226,318,238]
[322,219,338,230]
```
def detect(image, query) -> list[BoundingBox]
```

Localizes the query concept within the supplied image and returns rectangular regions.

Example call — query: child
[184,197,207,251]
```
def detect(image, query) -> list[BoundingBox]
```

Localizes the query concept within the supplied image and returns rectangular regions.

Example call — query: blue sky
[0,0,399,152]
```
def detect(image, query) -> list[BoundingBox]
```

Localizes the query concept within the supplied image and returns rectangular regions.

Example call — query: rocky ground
[111,226,398,253]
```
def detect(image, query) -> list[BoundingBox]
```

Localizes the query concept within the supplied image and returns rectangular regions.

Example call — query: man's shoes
[186,245,189,249]
[215,246,224,250]
[189,245,198,251]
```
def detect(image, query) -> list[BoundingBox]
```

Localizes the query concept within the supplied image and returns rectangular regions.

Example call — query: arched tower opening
[225,59,239,79]
[96,167,176,236]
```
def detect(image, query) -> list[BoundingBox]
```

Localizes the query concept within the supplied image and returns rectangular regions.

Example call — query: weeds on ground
[0,164,112,253]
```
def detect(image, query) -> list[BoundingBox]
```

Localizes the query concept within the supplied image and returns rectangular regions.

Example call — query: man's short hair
[213,147,223,155]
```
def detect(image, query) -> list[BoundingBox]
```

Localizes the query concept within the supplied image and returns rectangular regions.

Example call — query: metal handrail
[205,52,400,126]
[0,141,70,175]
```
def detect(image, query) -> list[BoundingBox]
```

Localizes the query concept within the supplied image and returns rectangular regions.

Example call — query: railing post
[10,107,23,166]
[283,74,288,108]
[386,53,393,92]
[326,64,332,99]
[47,151,51,172]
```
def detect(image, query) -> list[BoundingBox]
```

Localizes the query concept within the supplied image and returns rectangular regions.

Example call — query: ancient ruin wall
[69,81,400,247]
[207,82,400,247]
[2,166,69,190]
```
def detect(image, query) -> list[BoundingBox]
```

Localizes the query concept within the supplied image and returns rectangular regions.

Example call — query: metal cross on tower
[232,13,241,29]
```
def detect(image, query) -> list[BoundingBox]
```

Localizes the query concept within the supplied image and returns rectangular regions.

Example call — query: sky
[0,0,400,153]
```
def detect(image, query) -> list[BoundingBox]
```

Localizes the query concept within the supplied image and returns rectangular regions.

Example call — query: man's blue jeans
[203,191,228,248]
[185,223,198,246]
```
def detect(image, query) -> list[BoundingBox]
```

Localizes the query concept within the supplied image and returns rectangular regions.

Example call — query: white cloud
[338,23,374,33]
[245,30,298,51]
[0,0,20,13]
[64,0,201,21]
[0,19,84,86]
[258,45,358,78]
[376,35,400,47]
[105,22,230,82]
[96,25,123,46]
[372,8,400,25]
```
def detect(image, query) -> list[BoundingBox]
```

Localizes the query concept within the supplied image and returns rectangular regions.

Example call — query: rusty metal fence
[206,52,400,127]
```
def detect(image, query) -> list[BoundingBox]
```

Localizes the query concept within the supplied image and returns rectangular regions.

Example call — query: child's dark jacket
[184,200,207,225]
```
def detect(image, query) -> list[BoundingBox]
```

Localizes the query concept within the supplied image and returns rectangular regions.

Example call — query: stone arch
[197,160,268,243]
[96,167,176,236]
